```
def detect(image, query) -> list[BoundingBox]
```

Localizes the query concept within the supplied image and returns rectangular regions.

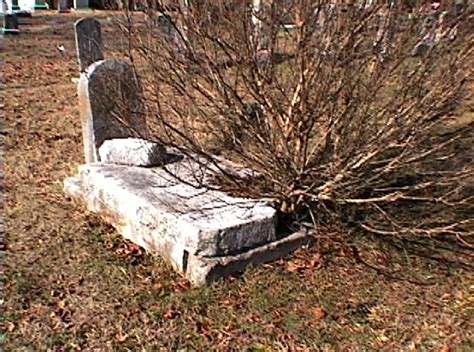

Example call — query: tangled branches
[120,0,473,242]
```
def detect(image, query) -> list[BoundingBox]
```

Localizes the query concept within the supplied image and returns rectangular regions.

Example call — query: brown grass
[2,11,473,350]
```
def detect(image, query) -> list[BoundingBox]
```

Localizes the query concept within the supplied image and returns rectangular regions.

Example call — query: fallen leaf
[286,261,301,272]
[312,307,327,320]
[5,321,15,332]
[115,333,128,343]
[57,300,66,310]
[246,313,262,323]
[163,309,178,319]
[441,344,450,352]
[287,254,321,272]
[172,280,190,292]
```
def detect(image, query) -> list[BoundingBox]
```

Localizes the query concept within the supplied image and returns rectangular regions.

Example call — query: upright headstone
[251,0,272,54]
[74,17,104,72]
[17,0,34,13]
[57,0,68,12]
[0,0,13,14]
[157,13,173,41]
[73,0,88,10]
[2,13,19,34]
[78,60,149,163]
[155,13,187,56]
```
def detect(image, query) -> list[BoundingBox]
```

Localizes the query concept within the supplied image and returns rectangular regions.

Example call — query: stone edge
[64,176,312,286]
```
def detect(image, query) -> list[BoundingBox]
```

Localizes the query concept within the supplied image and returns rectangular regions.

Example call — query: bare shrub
[118,0,473,241]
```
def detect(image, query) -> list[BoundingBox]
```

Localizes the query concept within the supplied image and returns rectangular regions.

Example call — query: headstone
[2,13,19,34]
[78,60,149,163]
[73,0,88,10]
[154,13,188,59]
[157,13,173,41]
[251,0,272,76]
[74,17,104,72]
[17,0,34,13]
[0,0,12,14]
[251,0,272,53]
[57,0,68,12]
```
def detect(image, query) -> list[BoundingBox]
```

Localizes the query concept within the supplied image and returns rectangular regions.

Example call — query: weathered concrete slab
[64,158,307,285]
[65,156,309,285]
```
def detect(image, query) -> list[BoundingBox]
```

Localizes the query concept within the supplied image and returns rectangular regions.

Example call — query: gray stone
[63,155,309,285]
[74,17,104,72]
[78,59,148,163]
[155,13,188,56]
[99,138,166,167]
[74,0,88,9]
[57,0,68,12]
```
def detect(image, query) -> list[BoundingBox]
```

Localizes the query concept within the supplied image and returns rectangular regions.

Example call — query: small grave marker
[75,18,104,72]
[157,13,173,41]
[77,60,148,163]
[2,13,19,35]
[57,0,68,13]
[73,0,88,10]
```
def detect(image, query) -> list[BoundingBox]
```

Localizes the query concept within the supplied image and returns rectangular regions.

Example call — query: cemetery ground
[2,11,473,350]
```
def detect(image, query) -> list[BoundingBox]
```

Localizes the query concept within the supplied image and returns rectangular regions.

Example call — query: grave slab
[64,156,310,285]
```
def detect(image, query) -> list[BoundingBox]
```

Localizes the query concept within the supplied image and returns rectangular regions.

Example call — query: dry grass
[2,11,473,350]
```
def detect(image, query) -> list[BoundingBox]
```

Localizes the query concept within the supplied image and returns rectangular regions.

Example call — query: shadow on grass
[347,231,473,286]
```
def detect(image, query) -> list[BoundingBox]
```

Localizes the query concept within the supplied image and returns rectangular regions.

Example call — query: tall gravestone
[75,17,104,72]
[251,0,272,54]
[78,60,149,163]
[155,13,187,56]
[57,0,68,13]
[157,13,173,41]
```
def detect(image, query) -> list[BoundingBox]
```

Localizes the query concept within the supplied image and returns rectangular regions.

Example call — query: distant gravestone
[157,13,173,41]
[3,13,19,35]
[155,13,188,57]
[18,0,35,13]
[0,0,12,14]
[73,0,88,10]
[57,0,68,13]
[78,60,149,163]
[75,18,104,72]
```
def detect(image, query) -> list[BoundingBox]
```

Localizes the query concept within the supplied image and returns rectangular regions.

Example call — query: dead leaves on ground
[115,332,129,344]
[312,307,327,320]
[286,253,322,273]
